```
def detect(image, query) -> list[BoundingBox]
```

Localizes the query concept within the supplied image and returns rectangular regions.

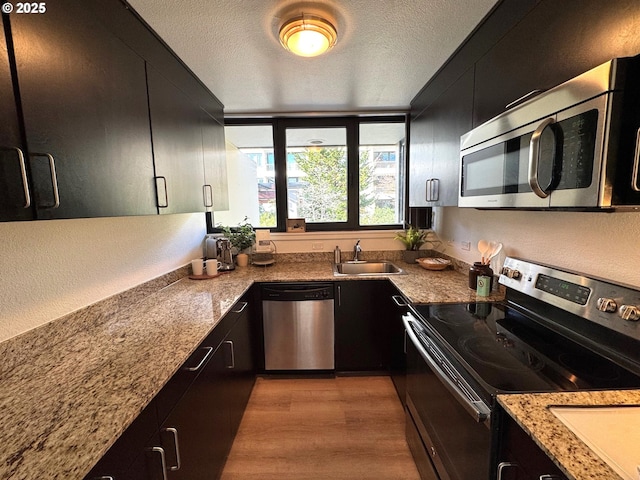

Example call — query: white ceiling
[127,0,499,115]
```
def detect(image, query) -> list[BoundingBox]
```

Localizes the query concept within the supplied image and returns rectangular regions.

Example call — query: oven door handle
[403,313,491,423]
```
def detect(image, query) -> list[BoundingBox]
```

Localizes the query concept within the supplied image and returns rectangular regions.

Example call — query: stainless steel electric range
[403,257,640,480]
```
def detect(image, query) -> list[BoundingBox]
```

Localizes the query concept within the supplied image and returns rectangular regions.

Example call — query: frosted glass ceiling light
[279,14,337,57]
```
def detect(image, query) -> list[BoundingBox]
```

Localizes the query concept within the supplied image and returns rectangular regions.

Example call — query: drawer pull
[184,346,213,372]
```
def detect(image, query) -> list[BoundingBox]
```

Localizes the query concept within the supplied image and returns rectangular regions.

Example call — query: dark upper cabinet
[409,68,473,207]
[474,0,640,126]
[8,0,157,219]
[408,109,434,207]
[201,110,229,212]
[147,64,209,215]
[0,18,33,221]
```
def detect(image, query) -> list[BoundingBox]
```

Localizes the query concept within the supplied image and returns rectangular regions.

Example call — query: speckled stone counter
[0,258,500,480]
[498,390,640,480]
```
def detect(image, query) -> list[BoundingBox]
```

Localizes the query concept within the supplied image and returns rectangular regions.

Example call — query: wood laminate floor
[220,376,421,480]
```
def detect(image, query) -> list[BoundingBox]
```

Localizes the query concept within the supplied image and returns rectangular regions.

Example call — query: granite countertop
[498,390,640,480]
[0,258,499,479]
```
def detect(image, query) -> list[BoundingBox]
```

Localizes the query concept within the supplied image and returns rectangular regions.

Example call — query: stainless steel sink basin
[333,261,405,276]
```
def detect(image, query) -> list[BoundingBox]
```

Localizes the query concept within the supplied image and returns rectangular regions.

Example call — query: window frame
[224,115,408,232]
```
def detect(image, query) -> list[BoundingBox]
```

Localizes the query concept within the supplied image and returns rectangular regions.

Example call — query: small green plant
[394,225,427,251]
[218,217,256,252]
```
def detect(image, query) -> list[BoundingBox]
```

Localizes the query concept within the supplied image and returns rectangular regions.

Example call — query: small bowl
[416,257,451,271]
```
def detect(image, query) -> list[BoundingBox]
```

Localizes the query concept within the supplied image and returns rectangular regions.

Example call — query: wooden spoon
[478,239,490,264]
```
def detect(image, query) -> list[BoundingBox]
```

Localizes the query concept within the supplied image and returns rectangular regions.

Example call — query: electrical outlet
[311,242,324,251]
[461,241,471,251]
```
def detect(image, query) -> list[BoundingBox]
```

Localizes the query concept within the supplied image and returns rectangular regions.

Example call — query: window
[221,116,406,231]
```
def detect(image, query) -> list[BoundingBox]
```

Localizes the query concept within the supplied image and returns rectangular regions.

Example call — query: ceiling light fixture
[279,14,337,57]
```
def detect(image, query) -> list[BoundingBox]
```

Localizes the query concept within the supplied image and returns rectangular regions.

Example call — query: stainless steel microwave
[459,56,640,210]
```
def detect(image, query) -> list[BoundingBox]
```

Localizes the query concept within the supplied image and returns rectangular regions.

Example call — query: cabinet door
[0,19,32,221]
[160,301,255,480]
[9,0,157,219]
[201,110,229,212]
[408,109,434,207]
[473,0,640,126]
[335,281,389,371]
[495,408,568,480]
[409,68,473,207]
[223,304,255,439]
[160,340,231,480]
[84,401,160,480]
[430,68,473,207]
[380,282,409,403]
[147,65,206,215]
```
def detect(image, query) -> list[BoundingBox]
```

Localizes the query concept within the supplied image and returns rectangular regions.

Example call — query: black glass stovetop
[411,302,640,395]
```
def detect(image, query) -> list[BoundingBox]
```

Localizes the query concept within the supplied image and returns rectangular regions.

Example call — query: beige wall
[434,207,640,288]
[0,214,206,342]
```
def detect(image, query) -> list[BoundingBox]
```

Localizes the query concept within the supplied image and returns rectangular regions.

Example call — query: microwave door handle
[632,127,640,192]
[528,117,555,198]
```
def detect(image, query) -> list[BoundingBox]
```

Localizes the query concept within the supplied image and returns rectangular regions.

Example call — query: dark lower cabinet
[381,282,409,403]
[334,280,391,372]
[85,297,255,480]
[495,407,568,480]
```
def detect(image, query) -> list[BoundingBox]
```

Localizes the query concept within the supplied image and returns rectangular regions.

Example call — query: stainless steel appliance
[216,238,235,271]
[459,55,640,209]
[404,257,640,480]
[262,283,335,371]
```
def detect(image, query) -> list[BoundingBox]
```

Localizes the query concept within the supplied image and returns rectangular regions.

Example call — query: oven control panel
[500,257,640,340]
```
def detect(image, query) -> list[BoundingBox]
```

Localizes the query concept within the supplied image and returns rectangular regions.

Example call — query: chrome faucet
[353,239,362,261]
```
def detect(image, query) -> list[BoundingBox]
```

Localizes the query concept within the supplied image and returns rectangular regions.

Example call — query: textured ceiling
[127,0,499,115]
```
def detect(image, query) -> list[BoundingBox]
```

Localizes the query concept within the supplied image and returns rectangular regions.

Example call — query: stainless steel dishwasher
[262,283,334,371]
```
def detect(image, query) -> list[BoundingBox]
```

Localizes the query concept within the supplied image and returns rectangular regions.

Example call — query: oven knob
[619,305,640,321]
[596,297,618,313]
[501,267,521,279]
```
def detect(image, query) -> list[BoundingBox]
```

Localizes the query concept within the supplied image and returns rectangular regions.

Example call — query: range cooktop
[411,302,640,395]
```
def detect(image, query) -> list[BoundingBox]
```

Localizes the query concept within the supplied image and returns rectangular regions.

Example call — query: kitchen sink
[332,261,405,276]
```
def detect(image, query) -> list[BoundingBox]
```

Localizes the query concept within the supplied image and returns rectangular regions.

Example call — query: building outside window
[220,116,406,231]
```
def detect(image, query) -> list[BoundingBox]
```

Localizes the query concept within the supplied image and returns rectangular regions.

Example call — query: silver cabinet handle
[145,446,168,480]
[426,178,440,202]
[632,127,640,192]
[539,476,562,480]
[392,295,408,307]
[337,284,341,307]
[31,152,60,208]
[224,340,235,369]
[155,176,168,208]
[91,477,114,480]
[528,117,555,198]
[497,462,518,480]
[161,427,181,471]
[232,301,248,314]
[203,184,213,207]
[5,147,31,208]
[184,346,213,372]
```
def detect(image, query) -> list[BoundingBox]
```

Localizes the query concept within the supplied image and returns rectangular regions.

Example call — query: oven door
[403,313,492,480]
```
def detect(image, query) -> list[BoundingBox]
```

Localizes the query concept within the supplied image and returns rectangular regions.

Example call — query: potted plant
[394,225,428,263]
[218,217,255,266]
